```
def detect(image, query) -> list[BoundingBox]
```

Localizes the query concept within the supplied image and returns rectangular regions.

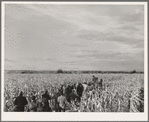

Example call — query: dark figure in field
[42,97,52,112]
[29,96,37,112]
[59,85,64,94]
[14,91,28,112]
[36,98,52,112]
[76,83,84,102]
[42,90,51,100]
[92,75,95,81]
[99,79,103,89]
[41,90,52,112]
[137,87,144,112]
[65,85,74,102]
[92,75,98,83]
[69,89,79,103]
[73,83,76,89]
[42,90,52,111]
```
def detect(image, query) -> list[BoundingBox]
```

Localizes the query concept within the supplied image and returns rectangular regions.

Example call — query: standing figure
[29,96,37,112]
[37,99,44,112]
[92,75,96,82]
[76,83,84,102]
[92,75,98,83]
[57,93,67,112]
[42,90,51,100]
[14,91,28,112]
[42,90,52,112]
[99,79,103,89]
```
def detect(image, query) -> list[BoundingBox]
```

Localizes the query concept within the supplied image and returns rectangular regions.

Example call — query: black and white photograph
[1,1,148,121]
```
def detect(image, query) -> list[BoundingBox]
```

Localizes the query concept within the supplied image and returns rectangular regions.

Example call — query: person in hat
[42,97,52,112]
[42,90,51,100]
[41,90,52,112]
[14,91,28,112]
[92,75,95,82]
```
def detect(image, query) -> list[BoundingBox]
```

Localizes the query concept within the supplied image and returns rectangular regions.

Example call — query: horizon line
[4,69,144,72]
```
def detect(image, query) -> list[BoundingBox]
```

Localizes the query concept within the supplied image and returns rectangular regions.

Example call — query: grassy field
[4,73,144,112]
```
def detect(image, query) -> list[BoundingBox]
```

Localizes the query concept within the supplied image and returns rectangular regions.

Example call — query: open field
[4,73,144,112]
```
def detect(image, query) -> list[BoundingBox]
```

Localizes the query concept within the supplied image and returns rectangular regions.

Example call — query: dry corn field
[4,73,144,112]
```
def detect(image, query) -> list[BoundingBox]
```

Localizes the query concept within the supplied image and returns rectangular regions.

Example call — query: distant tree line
[57,69,143,74]
[6,69,144,74]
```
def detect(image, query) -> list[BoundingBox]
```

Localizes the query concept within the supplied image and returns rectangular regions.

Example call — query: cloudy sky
[4,3,144,71]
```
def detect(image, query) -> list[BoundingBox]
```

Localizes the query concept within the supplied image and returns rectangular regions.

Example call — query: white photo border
[1,1,148,121]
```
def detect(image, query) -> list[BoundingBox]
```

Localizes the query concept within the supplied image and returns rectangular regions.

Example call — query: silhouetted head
[78,83,82,86]
[45,90,48,94]
[19,91,23,97]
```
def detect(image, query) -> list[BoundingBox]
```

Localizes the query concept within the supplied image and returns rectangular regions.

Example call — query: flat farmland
[4,73,144,112]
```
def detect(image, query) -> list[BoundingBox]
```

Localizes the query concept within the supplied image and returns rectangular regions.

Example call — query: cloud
[118,25,139,31]
[5,58,19,62]
[4,4,144,71]
[76,28,144,50]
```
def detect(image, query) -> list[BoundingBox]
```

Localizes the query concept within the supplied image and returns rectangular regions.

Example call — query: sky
[4,3,144,71]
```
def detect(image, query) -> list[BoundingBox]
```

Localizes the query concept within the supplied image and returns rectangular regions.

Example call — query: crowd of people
[4,76,104,112]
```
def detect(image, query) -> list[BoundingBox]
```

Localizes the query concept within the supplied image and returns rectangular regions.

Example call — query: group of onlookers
[4,75,103,112]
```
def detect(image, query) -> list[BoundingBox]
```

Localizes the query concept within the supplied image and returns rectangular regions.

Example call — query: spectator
[41,90,52,112]
[42,90,51,100]
[42,97,52,112]
[92,75,96,82]
[57,93,67,112]
[29,96,37,112]
[14,91,28,112]
[37,99,44,112]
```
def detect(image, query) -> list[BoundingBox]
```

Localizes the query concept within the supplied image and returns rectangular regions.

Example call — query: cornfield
[4,73,144,112]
